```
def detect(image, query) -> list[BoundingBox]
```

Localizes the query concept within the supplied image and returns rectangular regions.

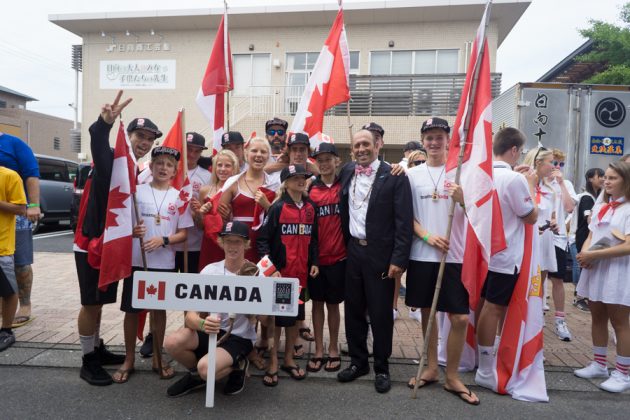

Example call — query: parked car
[34,154,78,233]
[70,162,91,232]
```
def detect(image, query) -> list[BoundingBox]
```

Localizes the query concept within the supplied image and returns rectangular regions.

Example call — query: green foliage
[585,64,630,84]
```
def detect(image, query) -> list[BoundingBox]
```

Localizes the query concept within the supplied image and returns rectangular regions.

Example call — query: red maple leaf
[105,186,130,228]
[146,284,157,295]
[179,189,190,202]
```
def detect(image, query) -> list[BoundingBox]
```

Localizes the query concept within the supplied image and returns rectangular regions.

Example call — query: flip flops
[263,371,278,387]
[407,377,438,390]
[11,316,33,328]
[153,364,176,379]
[112,367,135,384]
[293,344,305,359]
[324,356,341,372]
[306,357,326,373]
[281,364,306,380]
[299,328,315,342]
[443,386,480,405]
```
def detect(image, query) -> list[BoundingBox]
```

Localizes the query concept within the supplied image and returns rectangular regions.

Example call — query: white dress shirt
[349,159,381,239]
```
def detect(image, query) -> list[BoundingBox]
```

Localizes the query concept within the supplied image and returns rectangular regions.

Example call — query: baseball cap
[403,141,423,152]
[312,142,338,157]
[186,132,207,150]
[421,117,450,134]
[287,133,310,148]
[127,118,162,138]
[280,164,312,183]
[151,146,180,161]
[221,131,245,147]
[362,122,384,136]
[219,221,250,239]
[265,117,289,130]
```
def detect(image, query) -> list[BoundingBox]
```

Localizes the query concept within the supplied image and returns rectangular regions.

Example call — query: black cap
[186,132,207,150]
[421,117,450,134]
[287,133,310,148]
[151,146,180,161]
[280,164,312,183]
[312,142,338,157]
[265,117,289,131]
[362,122,384,136]
[219,221,250,239]
[127,118,162,139]
[221,131,245,147]
[403,141,423,152]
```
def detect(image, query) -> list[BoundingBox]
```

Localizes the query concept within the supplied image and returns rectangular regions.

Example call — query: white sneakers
[574,362,609,379]
[393,308,399,321]
[474,369,496,390]
[599,370,630,393]
[555,319,572,342]
[409,308,422,322]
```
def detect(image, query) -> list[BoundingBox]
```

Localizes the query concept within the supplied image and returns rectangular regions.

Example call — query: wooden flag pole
[346,101,353,145]
[181,108,189,274]
[412,0,492,399]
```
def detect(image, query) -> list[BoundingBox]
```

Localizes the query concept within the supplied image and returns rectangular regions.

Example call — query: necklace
[350,174,374,210]
[427,165,445,202]
[150,185,169,225]
[242,174,262,196]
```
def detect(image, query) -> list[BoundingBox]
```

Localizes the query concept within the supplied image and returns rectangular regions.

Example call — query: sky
[0,0,625,122]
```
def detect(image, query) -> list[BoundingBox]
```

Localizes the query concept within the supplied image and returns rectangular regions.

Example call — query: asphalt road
[0,365,627,420]
[33,221,74,253]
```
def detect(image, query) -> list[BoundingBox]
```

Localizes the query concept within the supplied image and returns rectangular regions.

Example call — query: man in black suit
[337,129,413,393]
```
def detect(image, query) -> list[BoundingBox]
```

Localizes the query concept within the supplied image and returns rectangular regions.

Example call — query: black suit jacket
[339,161,413,270]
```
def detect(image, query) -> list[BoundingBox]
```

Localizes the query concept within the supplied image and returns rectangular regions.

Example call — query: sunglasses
[552,161,565,167]
[412,160,426,165]
[266,129,285,136]
[533,146,547,164]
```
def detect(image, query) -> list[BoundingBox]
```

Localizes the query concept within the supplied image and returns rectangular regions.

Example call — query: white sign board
[132,271,299,408]
[100,60,176,90]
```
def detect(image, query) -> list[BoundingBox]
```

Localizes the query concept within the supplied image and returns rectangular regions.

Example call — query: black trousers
[344,240,394,374]
[175,251,200,274]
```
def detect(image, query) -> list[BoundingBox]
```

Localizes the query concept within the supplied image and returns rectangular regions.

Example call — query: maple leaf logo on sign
[137,280,166,300]
[147,284,158,295]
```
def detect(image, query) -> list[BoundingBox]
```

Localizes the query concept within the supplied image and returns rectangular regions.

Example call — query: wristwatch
[162,236,170,247]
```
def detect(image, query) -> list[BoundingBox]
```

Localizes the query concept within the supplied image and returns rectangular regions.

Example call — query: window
[0,100,6,108]
[38,159,69,182]
[369,49,459,75]
[53,137,60,150]
[232,53,271,96]
[67,162,78,181]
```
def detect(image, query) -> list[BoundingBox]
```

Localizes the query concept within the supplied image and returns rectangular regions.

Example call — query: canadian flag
[444,2,506,360]
[196,12,233,155]
[251,187,276,231]
[495,224,548,402]
[137,280,166,301]
[289,8,350,149]
[161,111,192,215]
[257,255,277,277]
[98,122,137,290]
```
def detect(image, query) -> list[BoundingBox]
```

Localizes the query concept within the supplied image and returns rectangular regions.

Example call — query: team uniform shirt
[309,177,346,266]
[200,260,257,342]
[407,164,466,263]
[488,161,536,274]
[131,183,193,269]
[172,166,212,252]
[349,159,381,240]
[0,167,27,256]
[550,178,578,249]
[535,181,557,272]
[576,199,630,306]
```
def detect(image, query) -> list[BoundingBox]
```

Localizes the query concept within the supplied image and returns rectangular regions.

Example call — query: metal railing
[230,73,502,124]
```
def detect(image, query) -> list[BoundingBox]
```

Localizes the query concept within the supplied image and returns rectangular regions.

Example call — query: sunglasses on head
[533,146,547,164]
[552,161,565,168]
[412,160,426,166]
[266,129,285,136]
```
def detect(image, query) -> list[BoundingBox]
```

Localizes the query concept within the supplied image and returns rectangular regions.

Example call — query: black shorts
[194,330,254,367]
[75,252,118,306]
[176,251,200,274]
[547,246,567,280]
[275,301,306,328]
[308,259,346,304]
[480,270,518,306]
[404,261,469,314]
[120,267,175,313]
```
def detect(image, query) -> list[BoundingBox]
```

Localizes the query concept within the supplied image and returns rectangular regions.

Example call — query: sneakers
[474,369,496,390]
[224,358,249,395]
[139,333,153,358]
[167,371,206,397]
[543,302,550,311]
[599,370,630,393]
[80,351,113,386]
[574,362,609,379]
[393,308,399,321]
[95,339,125,365]
[409,308,422,322]
[0,330,16,352]
[573,298,590,312]
[555,319,572,342]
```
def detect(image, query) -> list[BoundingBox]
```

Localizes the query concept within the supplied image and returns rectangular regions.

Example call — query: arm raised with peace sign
[101,90,133,124]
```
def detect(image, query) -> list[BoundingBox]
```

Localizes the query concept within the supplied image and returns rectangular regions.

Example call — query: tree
[578,3,630,84]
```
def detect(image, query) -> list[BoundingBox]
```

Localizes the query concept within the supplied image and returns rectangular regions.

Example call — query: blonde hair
[272,179,309,204]
[211,149,239,186]
[523,147,555,199]
[552,148,566,160]
[246,137,271,157]
[407,150,427,168]
[218,235,251,251]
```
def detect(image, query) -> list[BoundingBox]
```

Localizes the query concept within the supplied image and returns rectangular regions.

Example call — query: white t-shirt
[349,159,381,240]
[535,182,555,227]
[172,166,212,252]
[550,178,578,249]
[132,183,194,269]
[200,261,257,342]
[488,161,535,274]
[408,163,466,263]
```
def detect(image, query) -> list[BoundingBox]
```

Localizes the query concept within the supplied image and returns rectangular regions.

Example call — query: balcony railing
[230,73,502,125]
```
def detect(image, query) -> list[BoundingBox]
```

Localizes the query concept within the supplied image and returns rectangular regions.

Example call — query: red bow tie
[597,200,622,224]
[355,165,373,177]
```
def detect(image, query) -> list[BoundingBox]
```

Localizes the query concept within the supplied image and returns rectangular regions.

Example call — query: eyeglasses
[552,161,565,168]
[533,146,547,164]
[412,160,426,166]
[266,129,285,136]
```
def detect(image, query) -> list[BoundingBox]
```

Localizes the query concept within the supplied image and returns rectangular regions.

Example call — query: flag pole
[180,108,189,274]
[224,0,231,132]
[340,1,353,145]
[412,0,492,399]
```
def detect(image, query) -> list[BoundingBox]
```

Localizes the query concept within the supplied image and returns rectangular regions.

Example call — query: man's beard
[271,141,285,154]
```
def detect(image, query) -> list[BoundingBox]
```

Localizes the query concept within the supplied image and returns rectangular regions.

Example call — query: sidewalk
[1,252,618,369]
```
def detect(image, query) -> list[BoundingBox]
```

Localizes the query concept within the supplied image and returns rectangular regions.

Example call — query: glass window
[437,49,459,73]
[370,51,390,75]
[414,51,435,74]
[370,49,459,75]
[39,159,69,182]
[67,162,78,181]
[392,51,413,74]
[232,53,271,96]
[53,137,60,151]
[350,51,360,73]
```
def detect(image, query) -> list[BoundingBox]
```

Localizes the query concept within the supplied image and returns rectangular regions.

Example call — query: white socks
[80,335,95,355]
[478,345,495,373]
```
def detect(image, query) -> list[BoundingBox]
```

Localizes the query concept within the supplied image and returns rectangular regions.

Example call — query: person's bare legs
[408,308,439,387]
[164,327,200,369]
[119,312,138,374]
[1,294,18,328]
[14,264,32,322]
[310,300,325,370]
[550,276,566,313]
[445,313,479,404]
[608,304,630,358]
[589,302,609,348]
[326,303,341,369]
[283,325,305,377]
[198,348,234,381]
[151,310,173,375]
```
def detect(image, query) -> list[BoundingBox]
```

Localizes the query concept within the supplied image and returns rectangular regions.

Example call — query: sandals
[324,356,341,372]
[11,315,33,328]
[407,377,438,390]
[443,386,480,405]
[293,344,305,359]
[299,328,315,342]
[263,371,278,387]
[152,364,176,380]
[281,364,306,380]
[112,367,135,384]
[254,345,269,357]
[306,357,326,373]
